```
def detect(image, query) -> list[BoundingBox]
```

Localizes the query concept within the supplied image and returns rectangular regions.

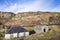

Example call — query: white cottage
[5,26,29,39]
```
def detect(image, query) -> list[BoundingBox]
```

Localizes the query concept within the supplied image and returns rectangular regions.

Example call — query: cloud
[4,0,51,13]
[51,5,60,12]
[4,0,41,13]
[0,0,60,13]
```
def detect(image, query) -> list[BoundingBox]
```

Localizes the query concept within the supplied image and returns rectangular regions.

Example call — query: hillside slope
[5,11,60,26]
[0,12,15,25]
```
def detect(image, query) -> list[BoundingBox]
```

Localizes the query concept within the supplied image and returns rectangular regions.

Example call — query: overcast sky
[0,0,60,13]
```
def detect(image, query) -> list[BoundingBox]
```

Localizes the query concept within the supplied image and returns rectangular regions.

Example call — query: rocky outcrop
[0,12,15,24]
[4,11,60,26]
[0,11,60,27]
[0,12,15,18]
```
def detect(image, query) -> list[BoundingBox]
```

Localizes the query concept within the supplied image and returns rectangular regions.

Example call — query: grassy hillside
[0,12,15,25]
[5,25,60,40]
[5,11,60,26]
[0,11,60,40]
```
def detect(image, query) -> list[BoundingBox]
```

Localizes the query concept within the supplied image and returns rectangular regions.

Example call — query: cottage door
[24,32,25,37]
[10,34,13,39]
[17,33,19,38]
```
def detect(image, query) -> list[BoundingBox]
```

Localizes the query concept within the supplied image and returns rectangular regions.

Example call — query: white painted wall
[13,33,17,38]
[18,32,29,37]
[5,32,29,39]
[5,34,11,39]
[19,32,24,37]
[25,32,29,36]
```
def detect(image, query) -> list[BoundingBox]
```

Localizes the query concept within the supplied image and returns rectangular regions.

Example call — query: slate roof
[6,26,29,34]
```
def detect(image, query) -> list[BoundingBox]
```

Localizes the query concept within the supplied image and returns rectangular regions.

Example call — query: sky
[0,0,60,13]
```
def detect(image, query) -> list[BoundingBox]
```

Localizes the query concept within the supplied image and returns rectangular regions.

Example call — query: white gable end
[5,34,11,39]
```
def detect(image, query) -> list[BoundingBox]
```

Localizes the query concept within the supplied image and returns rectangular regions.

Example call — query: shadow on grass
[29,30,36,35]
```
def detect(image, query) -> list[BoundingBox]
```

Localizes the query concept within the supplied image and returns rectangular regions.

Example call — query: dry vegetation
[0,11,60,40]
[5,12,60,27]
[4,25,60,40]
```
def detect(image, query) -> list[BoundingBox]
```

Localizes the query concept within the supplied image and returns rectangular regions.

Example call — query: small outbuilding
[5,26,29,39]
[34,25,49,33]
